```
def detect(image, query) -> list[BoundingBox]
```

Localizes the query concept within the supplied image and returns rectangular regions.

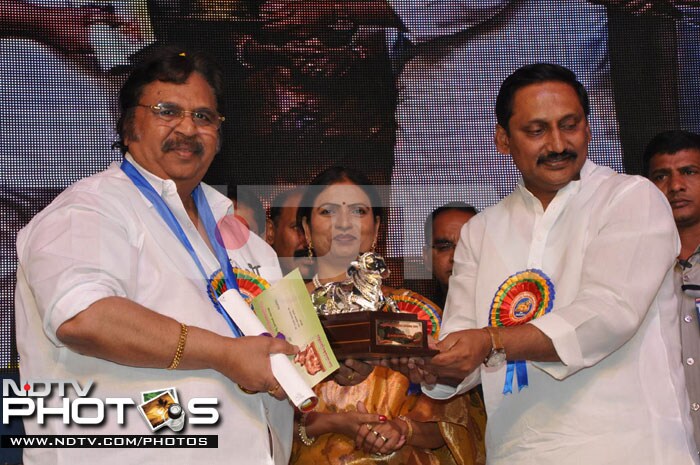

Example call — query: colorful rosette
[390,294,442,338]
[208,268,270,306]
[489,269,554,328]
[489,269,555,395]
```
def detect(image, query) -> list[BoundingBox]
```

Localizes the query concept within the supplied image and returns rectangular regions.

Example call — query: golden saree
[290,363,486,464]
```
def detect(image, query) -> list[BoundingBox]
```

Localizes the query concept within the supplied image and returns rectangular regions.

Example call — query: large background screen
[2,0,699,378]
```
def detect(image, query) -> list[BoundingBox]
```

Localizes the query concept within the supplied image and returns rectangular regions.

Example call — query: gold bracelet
[237,384,257,395]
[167,323,188,370]
[398,415,414,444]
[298,412,317,446]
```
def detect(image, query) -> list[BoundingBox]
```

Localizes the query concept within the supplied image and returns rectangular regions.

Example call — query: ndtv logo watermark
[3,380,219,432]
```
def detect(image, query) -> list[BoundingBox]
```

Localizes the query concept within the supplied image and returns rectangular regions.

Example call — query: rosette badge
[209,268,270,305]
[489,269,555,393]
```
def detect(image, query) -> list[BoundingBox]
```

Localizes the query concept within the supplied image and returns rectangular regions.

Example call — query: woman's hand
[304,401,387,438]
[356,419,406,455]
[354,401,406,455]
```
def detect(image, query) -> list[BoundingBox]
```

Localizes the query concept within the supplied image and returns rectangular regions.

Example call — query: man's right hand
[217,335,298,399]
[55,297,299,401]
[428,329,492,380]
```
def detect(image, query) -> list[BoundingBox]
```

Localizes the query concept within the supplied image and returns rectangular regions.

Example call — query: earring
[370,237,377,252]
[307,239,314,258]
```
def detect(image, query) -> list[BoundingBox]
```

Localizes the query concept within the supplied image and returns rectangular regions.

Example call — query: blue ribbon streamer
[503,362,515,394]
[502,360,529,394]
[121,158,242,337]
[515,360,528,391]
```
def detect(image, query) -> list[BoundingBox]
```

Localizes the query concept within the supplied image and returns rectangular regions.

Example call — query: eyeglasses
[432,240,457,253]
[136,102,225,129]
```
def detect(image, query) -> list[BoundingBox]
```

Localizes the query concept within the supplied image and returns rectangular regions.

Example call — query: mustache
[536,150,577,165]
[162,135,204,156]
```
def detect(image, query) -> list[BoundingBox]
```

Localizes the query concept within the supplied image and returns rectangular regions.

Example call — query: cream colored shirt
[676,250,700,453]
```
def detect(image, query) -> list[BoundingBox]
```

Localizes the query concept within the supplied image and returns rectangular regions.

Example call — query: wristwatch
[483,326,507,368]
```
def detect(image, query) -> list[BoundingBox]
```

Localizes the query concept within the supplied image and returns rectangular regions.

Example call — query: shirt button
[686,315,694,323]
[688,358,695,366]
[692,403,700,412]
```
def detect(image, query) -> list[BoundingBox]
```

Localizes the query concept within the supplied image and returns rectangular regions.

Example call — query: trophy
[313,252,439,360]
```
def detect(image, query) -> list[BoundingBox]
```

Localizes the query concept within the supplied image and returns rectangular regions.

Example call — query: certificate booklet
[252,269,339,387]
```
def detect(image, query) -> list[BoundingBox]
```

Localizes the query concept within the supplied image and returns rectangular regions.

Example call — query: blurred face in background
[425,209,475,291]
[234,200,264,236]
[266,190,313,277]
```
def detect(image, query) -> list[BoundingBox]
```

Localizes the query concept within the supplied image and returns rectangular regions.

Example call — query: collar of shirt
[513,159,593,268]
[514,158,592,212]
[122,152,233,220]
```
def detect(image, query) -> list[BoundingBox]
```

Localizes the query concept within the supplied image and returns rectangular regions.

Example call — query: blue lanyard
[121,158,242,337]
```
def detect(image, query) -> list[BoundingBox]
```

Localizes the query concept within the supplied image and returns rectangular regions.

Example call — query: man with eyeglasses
[15,47,297,465]
[422,202,477,308]
[644,129,700,455]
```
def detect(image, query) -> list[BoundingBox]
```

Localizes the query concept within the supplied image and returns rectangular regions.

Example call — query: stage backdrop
[2,0,699,376]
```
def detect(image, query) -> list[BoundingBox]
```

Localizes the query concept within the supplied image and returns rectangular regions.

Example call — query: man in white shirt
[15,47,297,465]
[644,129,700,455]
[417,63,698,464]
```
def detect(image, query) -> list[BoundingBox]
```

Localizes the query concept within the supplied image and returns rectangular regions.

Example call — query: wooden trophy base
[320,312,438,360]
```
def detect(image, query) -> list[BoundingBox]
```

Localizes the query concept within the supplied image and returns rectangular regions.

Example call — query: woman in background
[290,166,486,465]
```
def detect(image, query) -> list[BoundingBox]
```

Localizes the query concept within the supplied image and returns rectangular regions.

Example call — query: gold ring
[267,383,281,395]
[365,423,373,431]
[238,384,257,395]
[379,434,388,442]
[372,430,380,438]
[347,372,355,381]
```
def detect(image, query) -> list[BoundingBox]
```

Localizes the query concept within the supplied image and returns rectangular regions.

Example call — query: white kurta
[425,160,698,464]
[15,155,293,464]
